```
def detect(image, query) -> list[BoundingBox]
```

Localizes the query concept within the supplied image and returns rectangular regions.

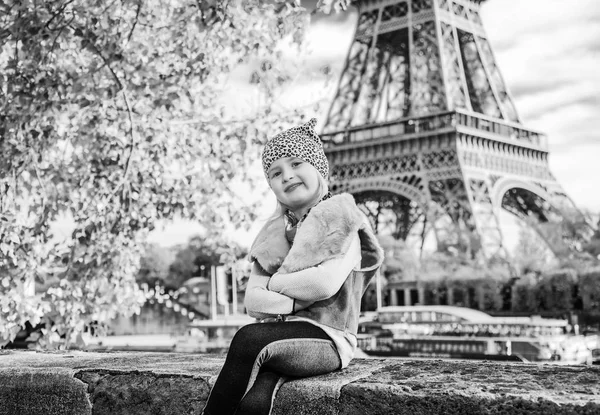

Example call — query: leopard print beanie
[262,118,329,180]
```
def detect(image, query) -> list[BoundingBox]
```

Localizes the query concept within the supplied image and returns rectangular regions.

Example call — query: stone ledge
[0,350,599,414]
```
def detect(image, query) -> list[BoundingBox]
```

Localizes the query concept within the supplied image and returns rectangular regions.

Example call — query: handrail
[321,109,548,149]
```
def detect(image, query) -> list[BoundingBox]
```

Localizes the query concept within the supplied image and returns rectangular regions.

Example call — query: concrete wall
[1,351,599,414]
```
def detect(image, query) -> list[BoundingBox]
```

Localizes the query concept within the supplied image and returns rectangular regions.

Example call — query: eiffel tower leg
[325,37,370,131]
[420,179,447,254]
[437,14,471,111]
[423,163,506,259]
[426,175,475,256]
[548,185,594,243]
[463,174,506,259]
[353,189,426,241]
[492,177,592,256]
[545,183,589,225]
[423,200,448,257]
[498,183,569,257]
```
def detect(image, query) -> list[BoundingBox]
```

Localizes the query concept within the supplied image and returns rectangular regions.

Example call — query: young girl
[201,118,384,415]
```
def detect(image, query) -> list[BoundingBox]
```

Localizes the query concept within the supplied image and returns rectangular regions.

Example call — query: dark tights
[202,321,340,415]
[236,371,281,415]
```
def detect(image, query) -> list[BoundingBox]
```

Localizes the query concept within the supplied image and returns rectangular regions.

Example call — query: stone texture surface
[0,350,599,414]
[338,360,600,415]
[272,359,390,415]
[0,367,91,415]
[75,370,209,415]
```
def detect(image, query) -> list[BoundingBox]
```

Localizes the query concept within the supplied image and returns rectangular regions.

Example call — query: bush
[535,269,577,312]
[478,279,503,312]
[511,273,538,312]
[579,268,600,312]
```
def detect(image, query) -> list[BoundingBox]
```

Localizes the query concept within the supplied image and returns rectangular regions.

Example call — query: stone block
[0,351,598,414]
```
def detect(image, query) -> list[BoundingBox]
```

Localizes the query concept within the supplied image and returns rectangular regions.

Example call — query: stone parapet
[1,351,599,414]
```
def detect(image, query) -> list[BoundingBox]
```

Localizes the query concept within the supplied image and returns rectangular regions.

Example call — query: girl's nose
[282,169,294,182]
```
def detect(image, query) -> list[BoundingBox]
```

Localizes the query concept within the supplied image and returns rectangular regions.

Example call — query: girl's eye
[271,171,281,178]
[292,161,302,167]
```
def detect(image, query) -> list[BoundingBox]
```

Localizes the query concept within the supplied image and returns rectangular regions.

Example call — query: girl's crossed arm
[244,261,308,319]
[267,233,362,302]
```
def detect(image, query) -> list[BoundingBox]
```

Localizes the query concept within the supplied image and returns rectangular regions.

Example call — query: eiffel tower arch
[321,0,590,261]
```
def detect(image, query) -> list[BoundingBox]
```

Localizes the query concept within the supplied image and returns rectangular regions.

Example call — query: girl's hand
[293,298,313,312]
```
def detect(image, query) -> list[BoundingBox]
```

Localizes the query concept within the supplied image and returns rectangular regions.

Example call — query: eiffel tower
[322,0,588,267]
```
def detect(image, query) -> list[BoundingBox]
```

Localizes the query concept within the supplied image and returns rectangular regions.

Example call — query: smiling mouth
[284,183,303,192]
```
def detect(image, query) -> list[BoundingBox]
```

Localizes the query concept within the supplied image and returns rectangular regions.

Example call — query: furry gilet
[249,193,384,335]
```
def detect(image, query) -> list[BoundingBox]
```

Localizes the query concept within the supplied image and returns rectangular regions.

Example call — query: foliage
[507,214,599,313]
[511,225,556,275]
[476,279,503,311]
[316,0,351,14]
[391,216,598,314]
[415,251,509,311]
[167,245,201,288]
[581,216,600,259]
[381,211,599,314]
[583,239,600,259]
[0,0,346,348]
[511,273,539,313]
[535,269,577,312]
[167,234,247,289]
[137,243,176,287]
[558,208,596,252]
[378,235,419,282]
[578,268,600,311]
[418,251,465,282]
[419,250,509,282]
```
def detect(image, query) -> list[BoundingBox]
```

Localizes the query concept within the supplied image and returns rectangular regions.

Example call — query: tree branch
[32,158,48,208]
[100,0,120,15]
[120,90,135,181]
[42,15,75,65]
[68,24,136,218]
[126,1,142,43]
[42,0,76,31]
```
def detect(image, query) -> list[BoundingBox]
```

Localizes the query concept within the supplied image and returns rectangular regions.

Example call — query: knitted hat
[262,118,329,180]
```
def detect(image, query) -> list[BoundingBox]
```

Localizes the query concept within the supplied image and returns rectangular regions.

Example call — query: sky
[151,0,600,248]
[479,0,600,213]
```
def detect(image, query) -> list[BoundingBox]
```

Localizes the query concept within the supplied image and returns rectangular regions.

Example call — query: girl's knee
[228,324,267,359]
[232,323,266,346]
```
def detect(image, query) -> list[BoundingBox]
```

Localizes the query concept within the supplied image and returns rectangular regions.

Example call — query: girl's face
[268,157,321,214]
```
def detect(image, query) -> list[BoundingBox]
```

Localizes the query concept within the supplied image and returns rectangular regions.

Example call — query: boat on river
[358,306,599,364]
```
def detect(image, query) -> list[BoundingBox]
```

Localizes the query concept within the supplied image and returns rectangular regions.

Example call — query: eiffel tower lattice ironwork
[322,0,588,259]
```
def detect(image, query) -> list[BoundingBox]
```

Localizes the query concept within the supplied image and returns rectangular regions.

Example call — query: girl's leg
[234,371,282,415]
[202,322,340,415]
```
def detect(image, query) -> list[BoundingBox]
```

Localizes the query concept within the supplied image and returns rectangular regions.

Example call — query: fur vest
[249,193,384,334]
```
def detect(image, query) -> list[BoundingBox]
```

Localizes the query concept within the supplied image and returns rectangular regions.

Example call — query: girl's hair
[268,167,329,222]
